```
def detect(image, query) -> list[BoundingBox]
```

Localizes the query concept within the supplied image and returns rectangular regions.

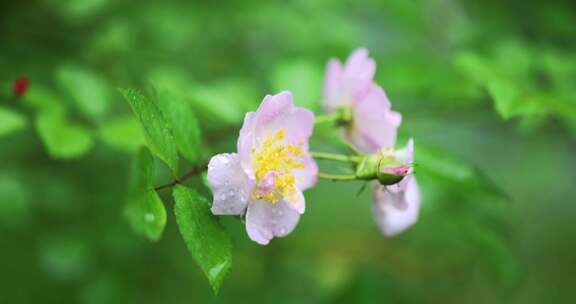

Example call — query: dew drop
[144,213,155,222]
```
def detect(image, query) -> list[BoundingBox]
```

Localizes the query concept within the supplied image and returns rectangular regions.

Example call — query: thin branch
[154,162,208,191]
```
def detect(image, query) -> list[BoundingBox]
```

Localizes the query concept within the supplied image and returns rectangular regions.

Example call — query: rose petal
[294,155,318,191]
[239,92,315,155]
[238,92,315,178]
[285,189,305,214]
[322,48,376,112]
[257,171,277,196]
[344,48,376,88]
[246,91,318,190]
[348,84,401,153]
[253,91,315,145]
[237,111,256,167]
[323,59,345,111]
[388,138,414,193]
[245,199,301,245]
[344,48,376,104]
[253,92,292,127]
[372,177,421,237]
[386,111,402,128]
[397,137,414,164]
[207,153,253,215]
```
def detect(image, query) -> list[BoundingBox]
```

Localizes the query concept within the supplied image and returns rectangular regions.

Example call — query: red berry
[13,76,29,98]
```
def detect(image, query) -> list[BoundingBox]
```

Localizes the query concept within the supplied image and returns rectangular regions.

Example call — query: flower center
[251,129,305,203]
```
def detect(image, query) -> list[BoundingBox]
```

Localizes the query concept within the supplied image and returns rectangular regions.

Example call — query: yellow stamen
[251,129,305,203]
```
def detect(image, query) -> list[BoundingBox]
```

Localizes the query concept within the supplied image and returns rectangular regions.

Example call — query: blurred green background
[1,0,575,303]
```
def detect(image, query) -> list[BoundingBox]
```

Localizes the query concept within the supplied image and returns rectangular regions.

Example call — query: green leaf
[417,144,508,200]
[98,115,146,152]
[119,88,179,174]
[125,147,167,241]
[149,68,257,130]
[188,80,258,128]
[22,85,66,114]
[18,85,88,160]
[457,43,555,124]
[0,174,31,229]
[155,87,206,163]
[57,65,112,121]
[542,50,576,93]
[492,41,533,79]
[454,52,494,85]
[468,224,520,288]
[172,185,232,294]
[272,60,322,111]
[487,80,520,120]
[35,111,94,159]
[40,232,92,280]
[0,106,27,137]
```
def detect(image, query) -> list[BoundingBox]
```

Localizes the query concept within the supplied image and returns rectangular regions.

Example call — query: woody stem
[154,163,208,191]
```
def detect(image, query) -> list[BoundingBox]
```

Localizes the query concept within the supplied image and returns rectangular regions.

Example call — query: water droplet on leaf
[144,213,155,222]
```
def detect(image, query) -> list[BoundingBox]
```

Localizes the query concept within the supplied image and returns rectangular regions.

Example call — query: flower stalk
[314,106,352,126]
[310,151,361,163]
[313,150,408,185]
[317,172,358,181]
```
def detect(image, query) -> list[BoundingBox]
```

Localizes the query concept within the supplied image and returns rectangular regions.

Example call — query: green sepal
[376,171,406,186]
[355,152,406,186]
[355,153,379,181]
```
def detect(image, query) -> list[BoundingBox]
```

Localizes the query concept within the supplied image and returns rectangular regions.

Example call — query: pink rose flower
[207,91,318,245]
[323,48,401,153]
[373,139,420,236]
[323,49,421,236]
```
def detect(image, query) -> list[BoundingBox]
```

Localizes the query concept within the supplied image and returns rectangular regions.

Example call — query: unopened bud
[376,164,407,186]
[355,149,408,186]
